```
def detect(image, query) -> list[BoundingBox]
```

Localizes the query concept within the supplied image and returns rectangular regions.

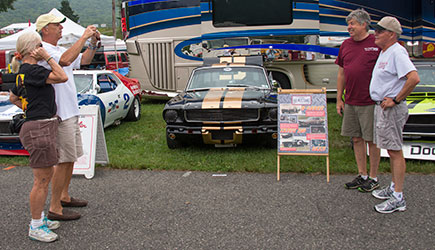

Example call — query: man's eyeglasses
[375,29,388,34]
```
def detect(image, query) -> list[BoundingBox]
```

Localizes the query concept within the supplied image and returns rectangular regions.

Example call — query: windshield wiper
[226,84,263,89]
[186,88,211,92]
[226,84,249,87]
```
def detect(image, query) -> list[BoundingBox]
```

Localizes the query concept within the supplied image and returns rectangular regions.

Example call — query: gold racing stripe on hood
[223,88,245,109]
[202,89,225,109]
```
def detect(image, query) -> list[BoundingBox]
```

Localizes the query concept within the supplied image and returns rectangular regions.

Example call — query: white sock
[390,182,395,191]
[361,175,368,180]
[41,211,45,219]
[31,217,43,229]
[393,191,403,201]
[370,177,378,182]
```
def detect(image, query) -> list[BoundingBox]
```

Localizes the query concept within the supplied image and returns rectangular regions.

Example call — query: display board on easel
[73,105,109,179]
[277,88,330,182]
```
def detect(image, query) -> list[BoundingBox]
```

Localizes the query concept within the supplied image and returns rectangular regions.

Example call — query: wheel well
[270,71,291,89]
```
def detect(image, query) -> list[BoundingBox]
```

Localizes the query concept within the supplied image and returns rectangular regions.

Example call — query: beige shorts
[341,104,375,141]
[57,116,84,163]
[374,102,408,151]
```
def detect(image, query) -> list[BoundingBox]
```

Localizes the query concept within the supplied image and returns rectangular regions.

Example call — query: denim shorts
[373,102,408,151]
[19,118,59,168]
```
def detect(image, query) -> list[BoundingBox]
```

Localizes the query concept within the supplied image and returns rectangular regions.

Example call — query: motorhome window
[212,0,293,27]
[207,38,249,49]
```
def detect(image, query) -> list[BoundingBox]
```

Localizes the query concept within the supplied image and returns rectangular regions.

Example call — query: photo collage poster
[278,93,329,154]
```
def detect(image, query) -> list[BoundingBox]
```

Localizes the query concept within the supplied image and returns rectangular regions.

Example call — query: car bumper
[0,135,28,155]
[166,124,277,145]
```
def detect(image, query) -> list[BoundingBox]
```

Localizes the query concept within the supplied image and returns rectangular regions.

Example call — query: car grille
[0,121,10,134]
[185,109,259,122]
[404,114,435,135]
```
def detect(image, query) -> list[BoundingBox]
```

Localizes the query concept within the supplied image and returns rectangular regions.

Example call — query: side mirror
[271,80,280,91]
[95,84,101,93]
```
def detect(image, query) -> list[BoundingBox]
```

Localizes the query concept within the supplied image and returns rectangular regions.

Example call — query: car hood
[166,87,277,109]
[407,89,435,114]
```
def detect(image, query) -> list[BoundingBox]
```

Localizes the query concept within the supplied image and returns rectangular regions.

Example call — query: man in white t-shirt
[35,13,100,220]
[369,16,420,214]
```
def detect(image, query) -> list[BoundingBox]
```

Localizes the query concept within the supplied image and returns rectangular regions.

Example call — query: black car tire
[167,133,183,149]
[264,136,277,148]
[125,96,141,121]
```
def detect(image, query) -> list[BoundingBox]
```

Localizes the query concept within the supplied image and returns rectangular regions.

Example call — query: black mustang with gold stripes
[163,58,278,148]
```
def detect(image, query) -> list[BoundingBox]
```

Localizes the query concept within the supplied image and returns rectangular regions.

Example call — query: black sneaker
[344,175,368,189]
[358,178,380,192]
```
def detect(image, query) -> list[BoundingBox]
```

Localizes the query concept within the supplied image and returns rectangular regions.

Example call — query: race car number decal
[123,93,130,110]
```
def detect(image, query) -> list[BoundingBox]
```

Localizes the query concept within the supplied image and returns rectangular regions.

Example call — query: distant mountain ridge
[0,0,115,28]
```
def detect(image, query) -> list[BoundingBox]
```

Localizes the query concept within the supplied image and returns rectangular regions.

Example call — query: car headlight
[268,108,277,121]
[164,110,178,123]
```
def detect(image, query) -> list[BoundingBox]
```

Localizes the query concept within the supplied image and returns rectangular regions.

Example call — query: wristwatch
[88,43,98,50]
[392,97,400,104]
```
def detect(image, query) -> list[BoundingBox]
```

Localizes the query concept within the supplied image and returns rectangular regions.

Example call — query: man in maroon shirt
[336,9,381,192]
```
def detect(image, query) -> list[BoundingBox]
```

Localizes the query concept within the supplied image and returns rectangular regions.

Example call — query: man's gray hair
[346,9,371,32]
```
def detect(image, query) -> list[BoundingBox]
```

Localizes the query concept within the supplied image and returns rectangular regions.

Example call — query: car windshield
[74,74,93,94]
[413,65,435,92]
[187,67,269,90]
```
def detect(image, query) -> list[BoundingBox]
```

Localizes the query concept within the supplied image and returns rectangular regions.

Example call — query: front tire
[126,96,141,121]
[166,133,183,149]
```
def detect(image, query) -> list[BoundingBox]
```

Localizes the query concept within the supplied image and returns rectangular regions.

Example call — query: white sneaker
[43,216,60,230]
[29,224,58,242]
[374,196,407,214]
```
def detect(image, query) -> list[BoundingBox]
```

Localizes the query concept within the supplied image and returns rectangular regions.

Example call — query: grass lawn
[1,100,434,174]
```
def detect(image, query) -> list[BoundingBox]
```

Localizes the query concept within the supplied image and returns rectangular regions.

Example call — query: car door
[96,73,133,127]
[96,73,122,127]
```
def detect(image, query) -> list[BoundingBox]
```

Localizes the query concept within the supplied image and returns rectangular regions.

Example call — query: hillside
[0,0,118,28]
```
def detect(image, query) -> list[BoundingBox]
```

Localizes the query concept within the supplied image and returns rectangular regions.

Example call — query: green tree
[0,0,16,12]
[59,0,79,22]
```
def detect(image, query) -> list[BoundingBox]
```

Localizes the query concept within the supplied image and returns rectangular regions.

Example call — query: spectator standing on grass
[335,9,381,192]
[9,31,68,242]
[35,13,100,221]
[369,16,420,213]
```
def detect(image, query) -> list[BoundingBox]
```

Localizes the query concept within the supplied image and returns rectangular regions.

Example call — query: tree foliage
[0,0,117,30]
[59,0,79,22]
[0,0,16,12]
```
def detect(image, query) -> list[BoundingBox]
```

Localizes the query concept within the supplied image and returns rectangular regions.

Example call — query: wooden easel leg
[277,155,280,181]
[326,156,330,183]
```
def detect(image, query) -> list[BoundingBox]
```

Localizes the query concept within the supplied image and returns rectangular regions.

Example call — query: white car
[74,70,142,128]
[0,70,141,155]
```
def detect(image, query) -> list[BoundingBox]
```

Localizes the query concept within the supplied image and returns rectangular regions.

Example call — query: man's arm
[381,70,420,109]
[59,25,98,67]
[336,66,345,116]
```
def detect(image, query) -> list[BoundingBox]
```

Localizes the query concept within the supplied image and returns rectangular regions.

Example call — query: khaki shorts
[374,102,408,151]
[19,118,59,168]
[341,104,375,141]
[57,116,84,163]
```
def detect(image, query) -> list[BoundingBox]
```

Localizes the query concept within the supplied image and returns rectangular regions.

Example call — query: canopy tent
[0,8,125,50]
[0,22,33,33]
